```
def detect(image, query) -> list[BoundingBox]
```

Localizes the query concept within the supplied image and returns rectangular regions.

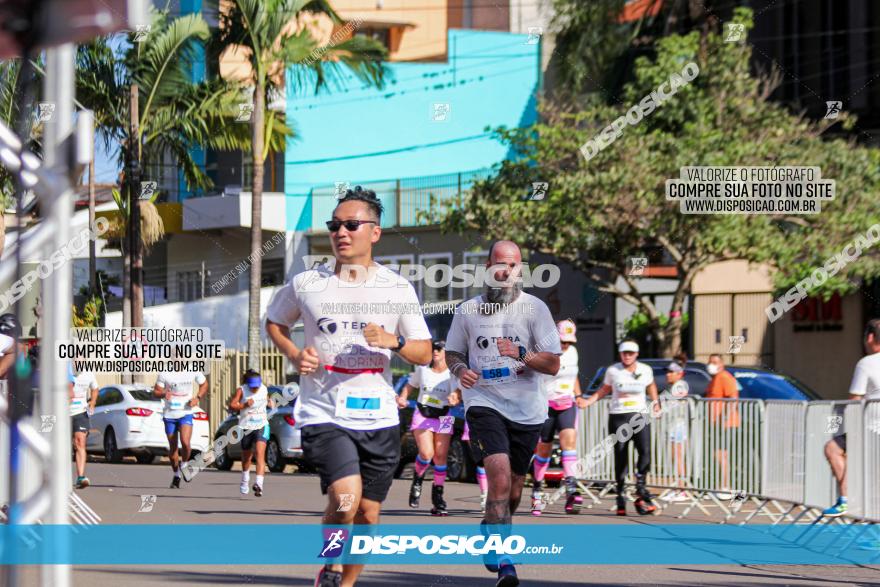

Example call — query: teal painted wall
[284,29,540,231]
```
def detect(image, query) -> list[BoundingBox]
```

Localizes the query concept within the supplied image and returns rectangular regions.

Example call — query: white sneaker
[480,492,487,513]
[662,491,689,503]
[715,491,734,500]
[240,482,249,495]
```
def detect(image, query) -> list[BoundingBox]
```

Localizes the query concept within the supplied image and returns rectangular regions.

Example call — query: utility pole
[88,122,96,297]
[41,42,75,587]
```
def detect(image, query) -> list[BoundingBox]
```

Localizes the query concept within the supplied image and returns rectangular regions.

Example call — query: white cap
[557,319,577,343]
[618,341,639,354]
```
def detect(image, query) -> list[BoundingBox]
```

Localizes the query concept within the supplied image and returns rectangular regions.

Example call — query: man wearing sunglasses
[265,186,432,587]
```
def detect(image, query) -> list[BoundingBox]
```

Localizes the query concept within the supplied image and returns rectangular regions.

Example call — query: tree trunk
[130,84,143,329]
[247,81,265,369]
[0,212,5,259]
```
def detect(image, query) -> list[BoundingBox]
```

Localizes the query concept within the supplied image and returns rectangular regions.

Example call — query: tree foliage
[437,8,880,354]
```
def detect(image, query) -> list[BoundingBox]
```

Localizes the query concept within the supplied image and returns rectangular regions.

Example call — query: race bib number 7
[336,389,390,420]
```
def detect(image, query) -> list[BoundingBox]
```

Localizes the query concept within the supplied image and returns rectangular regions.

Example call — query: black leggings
[608,412,651,490]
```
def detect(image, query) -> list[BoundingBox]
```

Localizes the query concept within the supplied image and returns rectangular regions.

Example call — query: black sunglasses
[326,219,378,232]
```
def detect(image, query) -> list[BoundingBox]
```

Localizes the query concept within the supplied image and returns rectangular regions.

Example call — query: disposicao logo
[319,528,349,558]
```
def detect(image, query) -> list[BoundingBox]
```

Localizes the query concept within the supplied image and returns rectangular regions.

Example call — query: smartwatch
[391,335,406,352]
[518,345,528,361]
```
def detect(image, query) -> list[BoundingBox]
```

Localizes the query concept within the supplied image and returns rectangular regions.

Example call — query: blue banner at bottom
[2,523,880,565]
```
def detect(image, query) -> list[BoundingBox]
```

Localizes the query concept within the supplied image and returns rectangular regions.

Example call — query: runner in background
[705,353,740,499]
[153,368,208,489]
[531,320,586,516]
[265,187,431,587]
[229,369,274,497]
[584,340,661,516]
[823,318,880,517]
[69,362,98,489]
[660,353,690,503]
[398,340,453,516]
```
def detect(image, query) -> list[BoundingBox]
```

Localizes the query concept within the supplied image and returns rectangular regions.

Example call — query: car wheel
[266,438,285,473]
[266,438,286,473]
[135,453,156,465]
[103,428,123,463]
[446,436,465,482]
[212,445,234,470]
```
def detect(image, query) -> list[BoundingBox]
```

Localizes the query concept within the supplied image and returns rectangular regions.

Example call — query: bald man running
[446,240,561,587]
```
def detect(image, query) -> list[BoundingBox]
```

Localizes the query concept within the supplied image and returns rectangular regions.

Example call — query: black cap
[432,340,445,350]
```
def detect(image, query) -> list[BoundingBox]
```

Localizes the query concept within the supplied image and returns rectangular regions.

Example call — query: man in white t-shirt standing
[823,318,880,517]
[153,368,208,489]
[265,187,431,587]
[446,240,561,587]
[69,364,99,489]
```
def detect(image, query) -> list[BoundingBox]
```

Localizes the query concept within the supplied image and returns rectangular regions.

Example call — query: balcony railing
[308,168,495,231]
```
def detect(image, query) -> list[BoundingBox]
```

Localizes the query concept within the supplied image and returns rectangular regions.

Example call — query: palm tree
[213,0,387,368]
[75,7,259,328]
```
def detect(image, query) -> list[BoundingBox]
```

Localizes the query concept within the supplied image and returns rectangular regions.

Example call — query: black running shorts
[71,412,90,434]
[465,406,542,476]
[539,404,578,443]
[301,423,400,502]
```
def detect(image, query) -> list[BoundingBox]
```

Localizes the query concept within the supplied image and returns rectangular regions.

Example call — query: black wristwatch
[518,345,528,361]
[391,335,406,352]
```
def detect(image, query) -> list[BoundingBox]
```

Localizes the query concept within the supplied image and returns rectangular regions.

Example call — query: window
[418,253,452,304]
[176,270,205,302]
[96,387,124,407]
[128,389,160,402]
[357,28,391,52]
[463,250,488,300]
[261,258,285,288]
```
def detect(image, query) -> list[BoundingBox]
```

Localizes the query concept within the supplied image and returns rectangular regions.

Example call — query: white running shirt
[266,262,431,431]
[603,362,654,414]
[850,352,880,399]
[156,371,207,419]
[545,345,579,403]
[410,366,452,408]
[445,293,562,425]
[0,334,12,355]
[70,371,98,416]
[238,384,270,430]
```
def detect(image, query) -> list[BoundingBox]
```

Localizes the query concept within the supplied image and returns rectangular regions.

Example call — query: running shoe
[314,565,342,587]
[75,476,89,489]
[496,564,519,587]
[170,476,181,489]
[616,495,626,516]
[531,491,544,516]
[431,485,448,516]
[240,482,249,495]
[715,491,734,500]
[822,498,848,518]
[565,491,583,514]
[480,492,487,514]
[661,490,689,503]
[409,475,423,509]
[634,497,659,515]
[253,484,263,497]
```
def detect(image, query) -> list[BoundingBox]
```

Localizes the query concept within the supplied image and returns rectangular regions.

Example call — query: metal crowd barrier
[572,395,880,525]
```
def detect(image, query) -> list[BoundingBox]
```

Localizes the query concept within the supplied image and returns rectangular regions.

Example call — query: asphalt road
[14,460,880,586]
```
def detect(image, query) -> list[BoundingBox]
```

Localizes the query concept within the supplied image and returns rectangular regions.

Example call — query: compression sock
[476,466,488,493]
[433,464,447,487]
[533,455,551,483]
[562,450,578,479]
[414,455,431,478]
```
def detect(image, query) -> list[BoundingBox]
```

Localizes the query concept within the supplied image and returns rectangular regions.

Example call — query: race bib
[420,394,444,408]
[169,397,188,411]
[336,389,389,420]
[70,398,85,414]
[480,360,517,385]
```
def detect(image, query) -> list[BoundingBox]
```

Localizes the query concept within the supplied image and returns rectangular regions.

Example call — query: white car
[86,384,211,463]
